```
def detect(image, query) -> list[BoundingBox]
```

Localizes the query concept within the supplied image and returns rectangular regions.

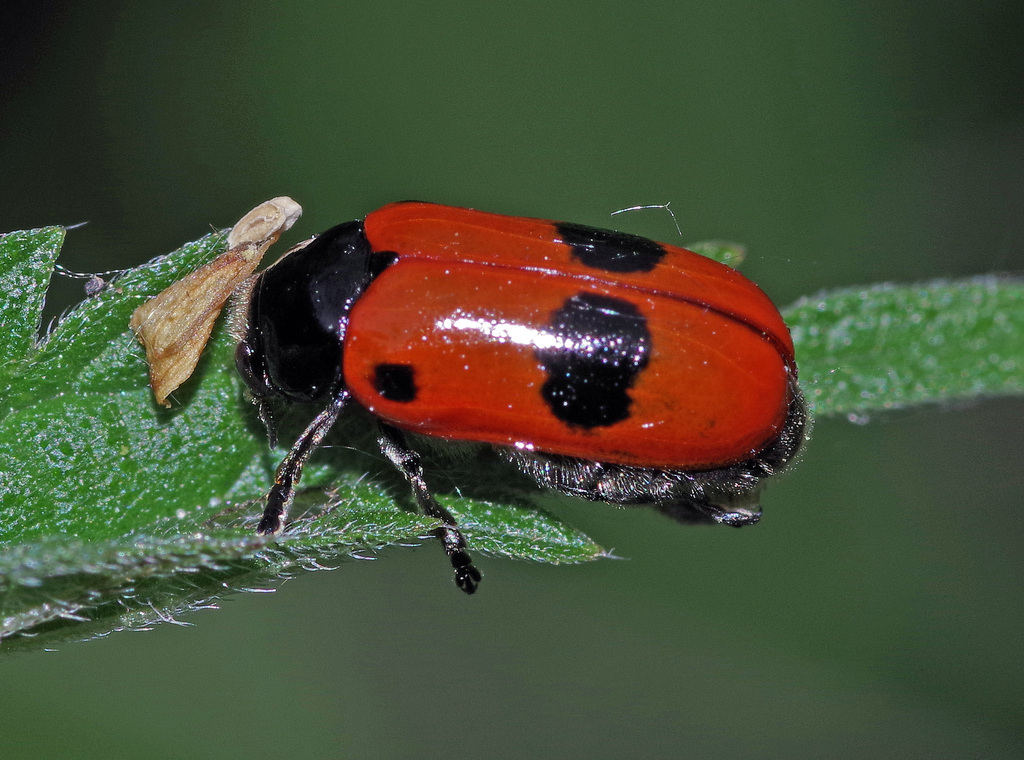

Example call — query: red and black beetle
[234,202,806,593]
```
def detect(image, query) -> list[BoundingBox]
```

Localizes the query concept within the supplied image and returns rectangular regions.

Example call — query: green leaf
[0,230,260,544]
[0,227,65,372]
[0,485,436,649]
[445,496,607,565]
[0,225,606,649]
[786,276,1024,418]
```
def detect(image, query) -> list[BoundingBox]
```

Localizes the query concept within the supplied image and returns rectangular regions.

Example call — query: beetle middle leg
[377,422,481,594]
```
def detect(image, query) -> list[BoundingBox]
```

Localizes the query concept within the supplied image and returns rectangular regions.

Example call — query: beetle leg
[257,388,351,535]
[377,422,481,595]
[253,395,279,449]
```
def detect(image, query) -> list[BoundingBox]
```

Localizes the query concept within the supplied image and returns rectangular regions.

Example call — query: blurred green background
[2,1,1022,757]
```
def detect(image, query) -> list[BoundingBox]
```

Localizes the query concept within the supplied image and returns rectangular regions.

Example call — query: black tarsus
[377,422,482,594]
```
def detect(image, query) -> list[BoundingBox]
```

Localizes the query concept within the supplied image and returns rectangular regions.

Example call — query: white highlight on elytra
[435,314,567,351]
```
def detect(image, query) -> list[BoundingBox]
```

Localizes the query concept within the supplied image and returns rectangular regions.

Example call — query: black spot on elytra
[374,363,418,402]
[535,293,650,429]
[556,222,667,273]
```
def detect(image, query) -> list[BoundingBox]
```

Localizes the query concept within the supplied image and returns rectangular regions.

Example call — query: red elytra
[342,202,794,470]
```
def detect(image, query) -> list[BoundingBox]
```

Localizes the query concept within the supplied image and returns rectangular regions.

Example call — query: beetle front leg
[377,422,481,594]
[257,389,351,535]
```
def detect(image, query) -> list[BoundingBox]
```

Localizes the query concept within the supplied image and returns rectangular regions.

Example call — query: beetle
[233,202,806,594]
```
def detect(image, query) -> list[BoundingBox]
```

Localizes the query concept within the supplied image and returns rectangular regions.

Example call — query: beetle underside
[501,373,807,526]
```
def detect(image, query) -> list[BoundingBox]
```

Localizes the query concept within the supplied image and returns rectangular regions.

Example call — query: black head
[236,220,379,404]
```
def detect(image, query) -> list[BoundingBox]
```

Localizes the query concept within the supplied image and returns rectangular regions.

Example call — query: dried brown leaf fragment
[131,197,302,406]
